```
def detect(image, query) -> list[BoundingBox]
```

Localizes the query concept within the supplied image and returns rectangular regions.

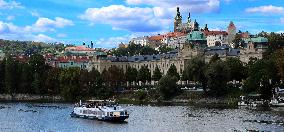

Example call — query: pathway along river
[0,103,284,131]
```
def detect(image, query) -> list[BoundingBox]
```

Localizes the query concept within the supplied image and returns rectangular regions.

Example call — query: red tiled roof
[149,32,186,41]
[240,32,250,38]
[56,56,91,63]
[164,32,186,38]
[204,31,228,36]
[149,35,163,41]
[65,46,95,51]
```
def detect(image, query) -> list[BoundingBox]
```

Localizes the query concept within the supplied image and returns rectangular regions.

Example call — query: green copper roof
[187,31,206,41]
[95,52,107,56]
[243,37,268,43]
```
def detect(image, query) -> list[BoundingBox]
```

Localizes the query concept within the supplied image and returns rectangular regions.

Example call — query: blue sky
[0,0,283,48]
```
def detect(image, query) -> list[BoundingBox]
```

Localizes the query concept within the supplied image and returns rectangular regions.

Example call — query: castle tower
[174,7,182,32]
[227,21,236,44]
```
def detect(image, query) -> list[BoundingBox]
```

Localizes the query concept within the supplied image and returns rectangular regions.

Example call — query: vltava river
[0,103,284,131]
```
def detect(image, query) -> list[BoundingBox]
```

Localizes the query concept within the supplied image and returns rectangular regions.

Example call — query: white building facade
[204,31,228,47]
[130,36,150,46]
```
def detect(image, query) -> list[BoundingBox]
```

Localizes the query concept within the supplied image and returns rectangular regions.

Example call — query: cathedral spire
[174,7,182,32]
[187,12,191,23]
[204,24,209,31]
[175,7,182,20]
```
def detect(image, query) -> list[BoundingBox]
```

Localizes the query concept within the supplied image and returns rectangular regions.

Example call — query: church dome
[187,31,206,41]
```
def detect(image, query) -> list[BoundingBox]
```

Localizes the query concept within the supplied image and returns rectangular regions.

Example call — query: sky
[0,0,283,48]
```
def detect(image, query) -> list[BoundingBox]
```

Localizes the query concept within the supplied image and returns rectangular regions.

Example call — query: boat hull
[270,103,284,107]
[101,115,129,122]
[70,111,129,122]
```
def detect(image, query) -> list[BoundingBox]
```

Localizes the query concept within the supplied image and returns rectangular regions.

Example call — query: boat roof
[85,99,115,103]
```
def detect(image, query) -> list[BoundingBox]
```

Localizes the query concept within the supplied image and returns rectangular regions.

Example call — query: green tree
[29,54,47,95]
[31,72,41,94]
[59,68,81,101]
[264,32,284,57]
[140,45,158,55]
[29,54,46,73]
[206,60,229,97]
[244,59,279,99]
[100,68,113,98]
[45,67,60,95]
[186,57,208,92]
[167,64,180,80]
[5,56,18,94]
[89,68,103,97]
[137,66,151,85]
[225,57,247,81]
[181,69,188,81]
[158,45,174,53]
[275,49,284,81]
[18,63,33,93]
[209,53,220,64]
[125,67,138,84]
[101,68,109,86]
[105,66,125,92]
[0,60,5,93]
[233,34,242,48]
[156,75,179,100]
[152,66,162,81]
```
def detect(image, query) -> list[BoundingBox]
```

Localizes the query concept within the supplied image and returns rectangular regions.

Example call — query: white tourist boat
[238,94,264,107]
[70,100,129,122]
[270,87,284,107]
[270,98,284,107]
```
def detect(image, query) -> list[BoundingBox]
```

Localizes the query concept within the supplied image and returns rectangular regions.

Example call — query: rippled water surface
[1,103,284,132]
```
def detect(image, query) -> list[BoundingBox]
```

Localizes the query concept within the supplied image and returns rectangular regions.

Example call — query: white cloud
[126,0,220,13]
[80,5,165,32]
[0,21,56,42]
[22,17,74,32]
[0,0,22,9]
[0,16,73,42]
[33,34,55,42]
[35,17,74,29]
[277,31,284,34]
[245,5,284,14]
[81,0,220,33]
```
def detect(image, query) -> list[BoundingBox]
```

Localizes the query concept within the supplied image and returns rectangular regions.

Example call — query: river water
[0,103,284,132]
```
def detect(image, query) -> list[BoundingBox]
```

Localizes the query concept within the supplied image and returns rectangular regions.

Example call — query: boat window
[110,112,113,116]
[120,111,124,115]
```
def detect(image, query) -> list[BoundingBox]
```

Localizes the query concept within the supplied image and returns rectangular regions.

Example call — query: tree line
[0,53,181,101]
[0,48,283,101]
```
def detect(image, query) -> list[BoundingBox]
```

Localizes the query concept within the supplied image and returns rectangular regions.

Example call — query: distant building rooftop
[65,46,95,51]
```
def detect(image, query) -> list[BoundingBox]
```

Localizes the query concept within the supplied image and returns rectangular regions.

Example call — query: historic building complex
[42,7,269,77]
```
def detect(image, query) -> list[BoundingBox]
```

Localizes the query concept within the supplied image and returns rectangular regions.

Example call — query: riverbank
[0,91,239,108]
[116,90,239,108]
[0,94,62,102]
